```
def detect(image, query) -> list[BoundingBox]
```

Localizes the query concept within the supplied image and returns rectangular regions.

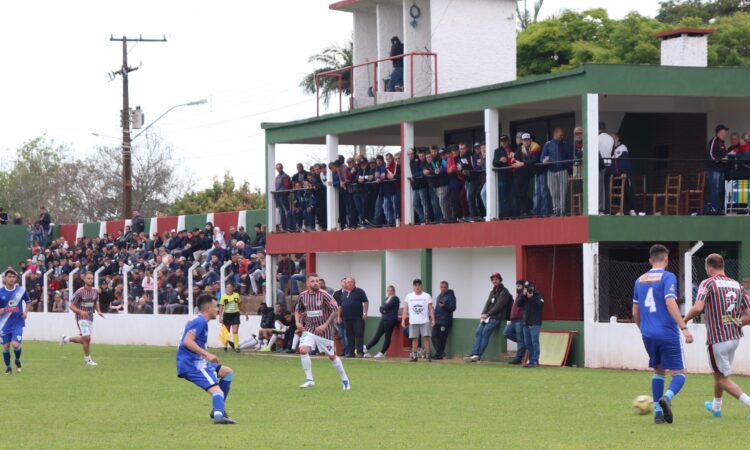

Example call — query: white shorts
[409,323,431,339]
[77,320,94,337]
[299,332,335,356]
[708,339,740,376]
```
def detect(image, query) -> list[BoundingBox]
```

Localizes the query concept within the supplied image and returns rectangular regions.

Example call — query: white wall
[24,312,261,348]
[403,0,433,97]
[353,10,378,101]
[316,251,382,316]
[432,246,516,319]
[385,249,421,304]
[706,97,750,143]
[660,35,708,67]
[430,0,516,93]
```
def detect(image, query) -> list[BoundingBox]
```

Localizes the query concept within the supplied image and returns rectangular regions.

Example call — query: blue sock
[2,349,9,369]
[652,374,665,414]
[219,372,233,401]
[666,373,686,400]
[13,346,21,363]
[211,392,225,417]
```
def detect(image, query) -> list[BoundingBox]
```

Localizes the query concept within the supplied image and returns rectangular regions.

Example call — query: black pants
[431,323,451,357]
[366,318,397,354]
[344,319,365,356]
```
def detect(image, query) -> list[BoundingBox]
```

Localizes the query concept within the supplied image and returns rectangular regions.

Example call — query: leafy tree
[657,0,749,24]
[299,40,353,107]
[708,12,750,66]
[167,173,265,215]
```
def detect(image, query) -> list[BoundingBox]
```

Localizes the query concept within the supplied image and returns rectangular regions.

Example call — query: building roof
[655,28,715,39]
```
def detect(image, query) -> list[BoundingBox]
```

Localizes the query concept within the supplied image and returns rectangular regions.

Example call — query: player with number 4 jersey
[633,244,693,425]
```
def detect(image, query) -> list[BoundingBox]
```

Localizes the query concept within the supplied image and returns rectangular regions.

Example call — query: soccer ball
[632,395,653,415]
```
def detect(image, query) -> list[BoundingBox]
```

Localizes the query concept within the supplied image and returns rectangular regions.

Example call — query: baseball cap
[170,228,176,233]
[516,279,526,286]
[500,134,510,141]
[166,283,173,288]
[573,126,583,134]
[490,272,502,281]
[521,133,531,140]
[3,268,18,277]
[716,124,730,133]
[473,142,481,148]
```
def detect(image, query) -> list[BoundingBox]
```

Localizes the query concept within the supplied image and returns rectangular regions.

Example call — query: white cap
[521,133,531,140]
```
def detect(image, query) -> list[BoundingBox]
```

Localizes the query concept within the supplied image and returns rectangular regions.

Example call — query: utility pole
[109,34,166,219]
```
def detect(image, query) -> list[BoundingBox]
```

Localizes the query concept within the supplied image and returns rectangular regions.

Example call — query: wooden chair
[609,175,626,215]
[680,172,705,215]
[569,176,583,216]
[648,175,682,215]
[632,175,648,213]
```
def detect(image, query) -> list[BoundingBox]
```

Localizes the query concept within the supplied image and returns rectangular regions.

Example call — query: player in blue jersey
[176,294,236,425]
[0,268,31,375]
[632,244,694,424]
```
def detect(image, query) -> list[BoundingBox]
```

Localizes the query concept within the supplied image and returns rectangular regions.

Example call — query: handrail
[219,260,232,296]
[187,261,200,317]
[153,262,166,315]
[316,51,438,116]
[42,268,53,313]
[123,266,131,314]
[68,267,80,313]
[21,269,31,292]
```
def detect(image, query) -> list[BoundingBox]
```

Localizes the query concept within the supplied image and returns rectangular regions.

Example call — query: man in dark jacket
[518,280,544,368]
[465,272,512,362]
[493,136,516,218]
[386,36,403,92]
[704,124,729,214]
[432,281,456,360]
[131,211,145,234]
[503,280,528,364]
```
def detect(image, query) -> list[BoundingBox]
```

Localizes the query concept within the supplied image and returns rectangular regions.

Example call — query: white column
[153,262,165,315]
[94,266,105,290]
[402,122,415,225]
[326,134,340,231]
[585,94,599,216]
[220,260,232,295]
[267,143,277,232]
[21,270,31,292]
[264,254,274,307]
[582,242,598,369]
[187,261,200,316]
[42,268,53,313]
[484,108,500,220]
[68,268,80,313]
[122,266,131,314]
[684,241,704,314]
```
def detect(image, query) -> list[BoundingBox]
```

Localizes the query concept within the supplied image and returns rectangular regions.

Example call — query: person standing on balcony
[274,164,292,232]
[386,36,403,92]
[424,150,444,222]
[514,133,535,217]
[383,152,401,226]
[493,135,516,218]
[705,125,729,215]
[598,122,614,215]
[542,128,574,217]
[410,149,431,224]
[611,133,636,216]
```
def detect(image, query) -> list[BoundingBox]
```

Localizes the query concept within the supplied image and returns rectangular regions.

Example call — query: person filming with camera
[518,281,544,368]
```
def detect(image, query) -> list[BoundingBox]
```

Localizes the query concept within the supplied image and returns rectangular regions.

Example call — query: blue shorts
[2,328,23,345]
[642,336,684,371]
[177,360,221,391]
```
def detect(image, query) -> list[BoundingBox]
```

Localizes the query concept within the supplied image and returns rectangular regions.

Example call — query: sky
[0,0,660,191]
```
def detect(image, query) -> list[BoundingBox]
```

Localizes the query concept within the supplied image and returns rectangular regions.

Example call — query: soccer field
[7,342,750,449]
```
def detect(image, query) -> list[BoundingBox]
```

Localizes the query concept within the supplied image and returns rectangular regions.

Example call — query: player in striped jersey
[684,253,750,418]
[60,272,105,366]
[295,273,350,390]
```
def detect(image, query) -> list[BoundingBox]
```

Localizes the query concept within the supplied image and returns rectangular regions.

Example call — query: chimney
[656,28,714,67]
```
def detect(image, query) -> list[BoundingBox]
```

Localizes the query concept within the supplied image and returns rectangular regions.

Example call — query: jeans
[704,170,724,214]
[366,318,397,354]
[523,324,542,366]
[503,320,526,362]
[278,275,292,294]
[470,318,501,358]
[466,181,480,218]
[387,67,403,92]
[290,274,306,295]
[429,186,443,221]
[345,319,365,356]
[336,321,349,355]
[414,188,430,223]
[353,192,366,224]
[341,191,355,228]
[431,323,452,358]
[383,193,398,225]
[437,185,452,220]
[498,178,512,218]
[275,193,291,230]
[480,183,487,210]
[514,174,530,216]
[373,194,385,225]
[532,173,551,215]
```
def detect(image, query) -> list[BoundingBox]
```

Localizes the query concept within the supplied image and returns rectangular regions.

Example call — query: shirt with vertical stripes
[295,289,338,340]
[695,275,749,345]
[72,286,99,323]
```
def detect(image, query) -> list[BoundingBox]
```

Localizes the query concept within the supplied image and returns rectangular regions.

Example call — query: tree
[167,173,266,215]
[300,40,353,107]
[657,0,749,24]
[517,0,545,30]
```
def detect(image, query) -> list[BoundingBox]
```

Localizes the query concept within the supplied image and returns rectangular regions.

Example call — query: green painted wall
[589,216,750,242]
[244,209,267,239]
[184,214,206,232]
[82,222,100,238]
[0,225,31,271]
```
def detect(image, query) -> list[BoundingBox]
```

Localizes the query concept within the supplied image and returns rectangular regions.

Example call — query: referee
[219,282,245,353]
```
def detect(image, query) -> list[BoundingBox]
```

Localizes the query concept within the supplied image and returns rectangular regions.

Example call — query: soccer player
[633,244,694,424]
[402,278,435,362]
[295,273,350,390]
[176,294,236,425]
[684,253,750,418]
[60,272,105,366]
[219,282,245,353]
[0,268,31,374]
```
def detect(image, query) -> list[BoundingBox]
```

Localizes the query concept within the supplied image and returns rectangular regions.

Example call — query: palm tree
[517,0,544,30]
[300,39,353,107]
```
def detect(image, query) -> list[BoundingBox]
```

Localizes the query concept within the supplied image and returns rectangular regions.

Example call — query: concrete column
[402,121,415,225]
[584,94,599,216]
[326,134,339,231]
[582,242,598,369]
[265,254,274,307]
[484,108,500,220]
[267,143,276,231]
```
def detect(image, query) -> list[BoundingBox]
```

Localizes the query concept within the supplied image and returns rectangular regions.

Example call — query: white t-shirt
[404,291,432,325]
[598,132,614,165]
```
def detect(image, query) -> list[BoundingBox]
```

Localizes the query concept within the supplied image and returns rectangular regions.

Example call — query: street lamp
[120,98,207,219]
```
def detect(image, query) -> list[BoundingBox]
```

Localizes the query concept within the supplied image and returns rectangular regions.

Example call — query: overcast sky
[0,0,659,191]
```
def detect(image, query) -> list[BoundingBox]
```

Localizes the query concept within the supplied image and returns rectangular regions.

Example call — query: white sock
[713,397,723,411]
[331,356,349,382]
[301,354,313,380]
[268,335,278,348]
[292,335,299,350]
[739,393,750,408]
[238,336,258,350]
[63,336,70,343]
[84,355,92,362]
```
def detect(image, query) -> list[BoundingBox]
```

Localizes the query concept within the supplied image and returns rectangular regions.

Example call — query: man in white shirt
[401,278,435,362]
[598,121,614,214]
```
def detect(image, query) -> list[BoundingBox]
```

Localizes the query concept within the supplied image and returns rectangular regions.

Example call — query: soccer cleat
[373,352,385,359]
[5,367,11,375]
[235,348,241,353]
[260,347,271,352]
[470,355,480,363]
[299,379,316,388]
[508,359,522,365]
[362,353,373,358]
[704,401,722,417]
[59,335,67,347]
[213,415,236,425]
[658,396,673,424]
[223,347,228,353]
[409,353,418,362]
[654,414,666,424]
[342,380,351,391]
[85,359,98,366]
[210,411,230,419]
[15,360,21,373]
[463,355,475,362]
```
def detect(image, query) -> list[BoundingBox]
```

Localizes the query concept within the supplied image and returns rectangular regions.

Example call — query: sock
[13,346,21,363]
[665,373,686,400]
[238,336,258,350]
[219,372,233,400]
[211,392,225,417]
[232,333,239,349]
[739,393,750,408]
[63,336,70,343]
[301,354,313,380]
[2,349,9,369]
[331,356,349,382]
[84,355,92,362]
[652,374,665,414]
[292,335,299,350]
[262,339,268,347]
[268,335,278,349]
[713,397,723,411]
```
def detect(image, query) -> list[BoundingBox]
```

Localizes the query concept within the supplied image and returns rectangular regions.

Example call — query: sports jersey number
[644,288,657,313]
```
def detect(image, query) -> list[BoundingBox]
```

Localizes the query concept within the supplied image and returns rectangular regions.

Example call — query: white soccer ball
[632,395,653,415]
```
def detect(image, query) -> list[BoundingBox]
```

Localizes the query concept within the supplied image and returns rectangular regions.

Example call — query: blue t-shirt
[633,269,679,340]
[0,285,31,331]
[176,315,208,368]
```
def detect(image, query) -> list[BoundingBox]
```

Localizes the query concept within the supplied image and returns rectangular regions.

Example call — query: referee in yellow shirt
[219,282,246,352]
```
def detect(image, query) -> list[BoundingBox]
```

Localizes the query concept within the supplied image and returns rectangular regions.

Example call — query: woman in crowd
[363,285,400,359]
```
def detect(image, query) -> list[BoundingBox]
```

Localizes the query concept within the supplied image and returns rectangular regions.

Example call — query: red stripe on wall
[59,224,78,245]
[267,216,589,254]
[106,220,125,238]
[156,216,179,235]
[213,211,239,239]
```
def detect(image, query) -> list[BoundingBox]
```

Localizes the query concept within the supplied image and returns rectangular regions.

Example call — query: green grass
[6,342,750,449]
